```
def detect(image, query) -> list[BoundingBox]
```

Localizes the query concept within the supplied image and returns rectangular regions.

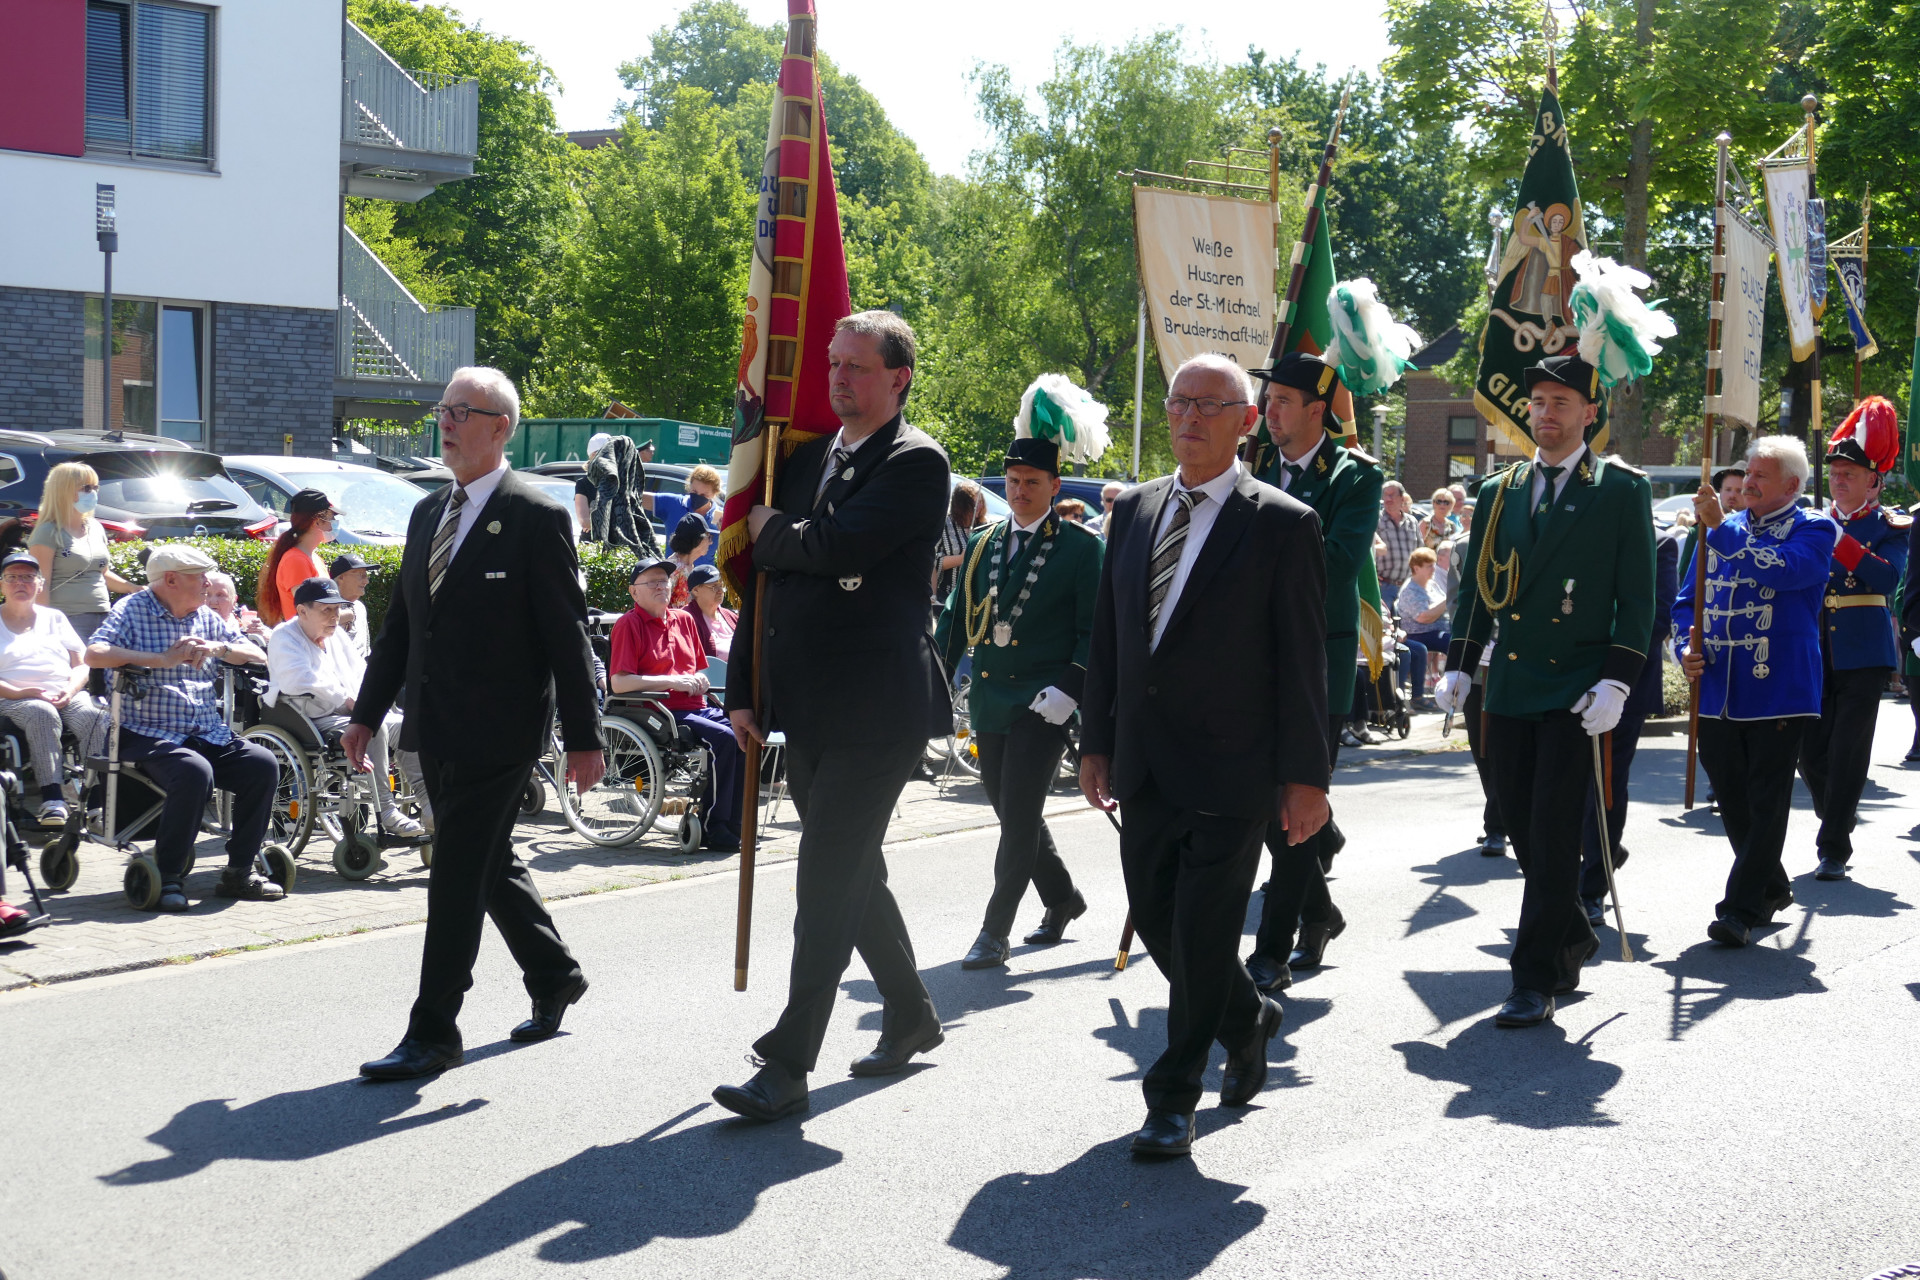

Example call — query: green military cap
[1523,353,1601,402]
[1249,351,1342,402]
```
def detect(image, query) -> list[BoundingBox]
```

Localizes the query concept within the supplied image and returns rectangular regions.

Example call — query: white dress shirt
[1275,434,1327,492]
[440,458,510,560]
[1004,510,1048,560]
[1150,460,1244,651]
[1528,444,1588,511]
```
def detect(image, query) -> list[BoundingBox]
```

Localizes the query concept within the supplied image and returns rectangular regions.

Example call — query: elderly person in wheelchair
[0,551,107,825]
[609,557,742,852]
[266,577,426,840]
[85,543,277,912]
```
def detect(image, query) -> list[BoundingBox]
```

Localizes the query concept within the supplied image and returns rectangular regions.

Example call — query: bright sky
[443,0,1394,177]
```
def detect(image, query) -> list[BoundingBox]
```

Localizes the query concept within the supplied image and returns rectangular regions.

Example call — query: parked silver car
[223,456,433,546]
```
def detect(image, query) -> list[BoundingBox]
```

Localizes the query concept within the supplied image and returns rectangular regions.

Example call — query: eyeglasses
[1164,396,1249,418]
[634,577,672,590]
[0,574,38,586]
[431,403,509,424]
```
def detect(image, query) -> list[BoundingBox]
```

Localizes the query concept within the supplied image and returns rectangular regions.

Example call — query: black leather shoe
[849,1018,944,1077]
[1022,889,1087,945]
[361,1037,462,1080]
[1554,936,1600,994]
[156,882,189,913]
[214,868,284,901]
[1493,987,1554,1028]
[712,1057,809,1122]
[1582,896,1606,926]
[1244,953,1292,993]
[510,975,588,1042]
[1480,833,1507,857]
[1288,912,1346,970]
[702,834,742,853]
[1220,997,1283,1107]
[960,931,1010,970]
[1707,913,1750,947]
[1814,857,1849,881]
[1763,890,1794,918]
[1130,1108,1195,1158]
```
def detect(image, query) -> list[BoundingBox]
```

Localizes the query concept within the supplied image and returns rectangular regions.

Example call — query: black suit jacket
[1082,468,1329,821]
[723,415,952,748]
[353,469,603,766]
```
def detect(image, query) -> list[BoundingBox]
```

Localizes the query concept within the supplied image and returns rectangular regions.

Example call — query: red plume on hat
[1828,396,1901,474]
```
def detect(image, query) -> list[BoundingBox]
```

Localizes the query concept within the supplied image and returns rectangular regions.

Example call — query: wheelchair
[31,667,299,910]
[232,668,431,882]
[555,693,716,853]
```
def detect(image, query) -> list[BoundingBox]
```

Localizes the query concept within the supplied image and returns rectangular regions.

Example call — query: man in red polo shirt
[609,558,743,852]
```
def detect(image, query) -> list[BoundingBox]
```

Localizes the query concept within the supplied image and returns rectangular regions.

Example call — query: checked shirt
[91,589,246,745]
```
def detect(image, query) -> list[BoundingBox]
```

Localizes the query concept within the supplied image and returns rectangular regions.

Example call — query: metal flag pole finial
[1544,7,1560,91]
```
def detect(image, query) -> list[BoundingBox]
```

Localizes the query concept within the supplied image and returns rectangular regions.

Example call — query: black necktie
[815,446,852,513]
[1011,529,1031,561]
[1533,465,1564,534]
[1282,463,1304,491]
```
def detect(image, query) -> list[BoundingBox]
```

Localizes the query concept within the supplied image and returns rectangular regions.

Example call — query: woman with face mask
[28,461,138,644]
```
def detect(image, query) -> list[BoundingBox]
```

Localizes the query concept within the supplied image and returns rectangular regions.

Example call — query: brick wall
[1403,370,1492,499]
[211,304,335,456]
[0,286,87,433]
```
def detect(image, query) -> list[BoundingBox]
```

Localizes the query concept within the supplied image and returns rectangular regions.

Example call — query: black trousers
[1118,774,1266,1114]
[407,754,580,1049]
[754,735,937,1076]
[974,712,1077,938]
[1253,716,1342,961]
[1579,712,1645,903]
[1798,665,1889,864]
[119,730,277,883]
[1701,716,1808,925]
[1485,710,1598,995]
[1464,682,1505,840]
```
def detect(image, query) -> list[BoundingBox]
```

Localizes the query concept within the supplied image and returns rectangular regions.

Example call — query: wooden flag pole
[733,422,780,992]
[1805,96,1825,507]
[1685,133,1732,811]
[1263,86,1351,378]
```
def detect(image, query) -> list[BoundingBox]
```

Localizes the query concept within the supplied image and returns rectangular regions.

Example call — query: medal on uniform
[1561,577,1575,616]
[992,621,1012,647]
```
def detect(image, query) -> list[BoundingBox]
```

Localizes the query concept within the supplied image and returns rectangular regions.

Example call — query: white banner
[1718,207,1773,427]
[1764,162,1816,360]
[1132,187,1277,382]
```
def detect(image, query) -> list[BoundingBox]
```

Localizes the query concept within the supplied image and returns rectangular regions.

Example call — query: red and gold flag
[718,0,851,597]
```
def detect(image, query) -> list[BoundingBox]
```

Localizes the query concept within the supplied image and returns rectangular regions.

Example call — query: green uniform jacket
[1446,449,1656,717]
[934,516,1104,735]
[1258,436,1384,713]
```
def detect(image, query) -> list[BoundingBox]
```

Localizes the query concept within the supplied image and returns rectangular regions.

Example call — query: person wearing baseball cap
[259,488,338,627]
[328,550,378,661]
[683,562,736,662]
[86,541,278,913]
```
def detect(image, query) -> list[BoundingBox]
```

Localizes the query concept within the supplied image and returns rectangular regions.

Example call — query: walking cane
[1097,807,1134,970]
[1591,731,1635,962]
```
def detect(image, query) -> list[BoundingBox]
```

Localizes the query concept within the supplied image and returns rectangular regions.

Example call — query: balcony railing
[341,20,478,161]
[339,226,474,389]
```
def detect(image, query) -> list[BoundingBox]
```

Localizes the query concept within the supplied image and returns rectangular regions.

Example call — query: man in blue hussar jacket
[1797,398,1909,882]
[1676,436,1839,948]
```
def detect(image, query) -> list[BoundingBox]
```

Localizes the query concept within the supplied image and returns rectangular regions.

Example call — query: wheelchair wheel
[1393,708,1411,740]
[331,832,383,881]
[948,684,982,779]
[416,841,433,869]
[40,836,79,892]
[242,726,316,857]
[261,843,297,892]
[560,717,662,847]
[521,776,545,817]
[122,855,161,910]
[676,813,703,855]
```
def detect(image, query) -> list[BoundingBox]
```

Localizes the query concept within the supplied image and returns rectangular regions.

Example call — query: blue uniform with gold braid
[1798,501,1909,868]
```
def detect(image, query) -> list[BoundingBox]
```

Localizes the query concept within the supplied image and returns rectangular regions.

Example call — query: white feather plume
[1569,250,1678,387]
[1014,373,1111,465]
[1321,278,1422,396]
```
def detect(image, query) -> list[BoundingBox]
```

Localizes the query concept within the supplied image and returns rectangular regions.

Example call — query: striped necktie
[427,486,468,598]
[1146,489,1203,635]
[815,446,852,513]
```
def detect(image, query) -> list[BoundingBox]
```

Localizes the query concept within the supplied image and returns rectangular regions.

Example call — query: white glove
[1432,671,1471,714]
[1911,636,1920,659]
[1029,686,1077,725]
[1572,679,1630,737]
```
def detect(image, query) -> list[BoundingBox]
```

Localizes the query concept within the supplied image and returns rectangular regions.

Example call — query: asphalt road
[6,710,1920,1279]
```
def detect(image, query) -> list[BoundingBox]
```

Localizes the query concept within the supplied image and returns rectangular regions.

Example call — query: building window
[85,298,208,443]
[85,1,211,163]
[1448,454,1478,480]
[1447,415,1479,446]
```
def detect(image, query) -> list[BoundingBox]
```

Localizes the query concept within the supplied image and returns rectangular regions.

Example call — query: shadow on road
[947,1121,1265,1279]
[843,953,1118,1032]
[1652,910,1825,1040]
[1402,846,1523,938]
[97,1057,510,1185]
[355,1079,916,1280]
[1091,995,1330,1097]
[1393,1017,1624,1128]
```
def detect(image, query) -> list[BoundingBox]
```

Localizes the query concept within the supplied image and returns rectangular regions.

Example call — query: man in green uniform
[936,434,1104,969]
[1434,353,1655,1028]
[1242,352,1383,991]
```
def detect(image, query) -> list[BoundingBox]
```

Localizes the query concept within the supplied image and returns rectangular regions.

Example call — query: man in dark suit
[714,312,952,1123]
[348,367,606,1081]
[1080,353,1331,1159]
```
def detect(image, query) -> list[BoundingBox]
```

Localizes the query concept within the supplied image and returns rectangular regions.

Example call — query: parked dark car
[0,430,275,542]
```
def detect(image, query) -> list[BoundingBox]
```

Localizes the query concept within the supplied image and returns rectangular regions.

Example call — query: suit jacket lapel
[1160,472,1256,644]
[815,419,902,516]
[1499,460,1537,567]
[1128,478,1174,638]
[432,474,512,610]
[785,437,831,514]
[1526,452,1600,588]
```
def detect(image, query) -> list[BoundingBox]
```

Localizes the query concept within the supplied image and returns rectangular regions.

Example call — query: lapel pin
[486,520,501,534]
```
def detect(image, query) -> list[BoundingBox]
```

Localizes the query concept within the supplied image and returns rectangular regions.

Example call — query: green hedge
[107,538,646,632]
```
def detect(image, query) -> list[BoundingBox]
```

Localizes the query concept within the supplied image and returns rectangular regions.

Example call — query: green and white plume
[1014,374,1111,465]
[1322,278,1422,396]
[1568,250,1678,387]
